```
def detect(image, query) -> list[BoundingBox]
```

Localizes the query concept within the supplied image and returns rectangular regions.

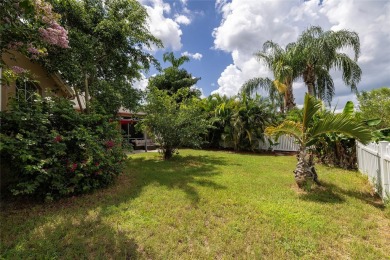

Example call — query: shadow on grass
[300,180,384,209]
[125,154,227,204]
[1,209,152,259]
[0,153,228,258]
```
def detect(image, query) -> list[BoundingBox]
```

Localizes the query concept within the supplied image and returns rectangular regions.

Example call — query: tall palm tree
[294,26,362,103]
[265,94,371,188]
[241,41,298,112]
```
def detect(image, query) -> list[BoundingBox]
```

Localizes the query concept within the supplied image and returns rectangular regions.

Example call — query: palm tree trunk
[285,79,296,111]
[303,65,316,96]
[294,147,319,188]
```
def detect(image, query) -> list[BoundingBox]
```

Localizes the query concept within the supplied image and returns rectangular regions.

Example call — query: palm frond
[265,121,303,144]
[309,113,372,144]
[240,77,273,96]
[315,66,334,104]
[273,80,287,94]
[302,93,322,130]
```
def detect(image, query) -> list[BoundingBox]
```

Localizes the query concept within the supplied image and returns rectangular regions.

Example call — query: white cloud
[138,0,183,50]
[191,85,206,98]
[132,74,149,91]
[212,0,390,108]
[175,14,191,25]
[181,51,203,60]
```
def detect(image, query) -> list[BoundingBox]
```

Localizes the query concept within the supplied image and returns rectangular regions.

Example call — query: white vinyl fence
[259,135,299,152]
[356,141,390,199]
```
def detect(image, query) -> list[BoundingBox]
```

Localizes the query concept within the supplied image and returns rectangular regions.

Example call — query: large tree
[43,0,162,114]
[265,94,371,189]
[148,52,200,99]
[295,26,362,103]
[242,41,298,112]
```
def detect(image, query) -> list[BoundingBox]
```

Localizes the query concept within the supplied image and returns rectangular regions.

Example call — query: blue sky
[137,0,390,109]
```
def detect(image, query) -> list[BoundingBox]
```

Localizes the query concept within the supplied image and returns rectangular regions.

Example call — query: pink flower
[105,140,115,149]
[54,135,62,142]
[39,22,69,49]
[11,66,26,74]
[7,41,23,50]
[28,47,40,55]
[70,163,77,172]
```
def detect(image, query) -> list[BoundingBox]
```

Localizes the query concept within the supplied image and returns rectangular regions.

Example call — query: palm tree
[241,41,298,112]
[163,52,190,68]
[294,26,362,103]
[216,94,274,151]
[265,94,371,188]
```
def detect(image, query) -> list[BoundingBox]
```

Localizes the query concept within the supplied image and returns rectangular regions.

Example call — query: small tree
[265,94,371,189]
[140,87,210,160]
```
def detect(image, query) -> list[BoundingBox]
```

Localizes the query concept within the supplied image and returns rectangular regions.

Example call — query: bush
[140,87,210,160]
[0,95,126,201]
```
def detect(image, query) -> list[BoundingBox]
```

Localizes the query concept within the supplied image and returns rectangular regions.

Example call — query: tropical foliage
[266,94,371,188]
[313,101,360,169]
[0,96,126,201]
[242,41,297,112]
[243,26,362,107]
[140,87,210,160]
[357,87,390,129]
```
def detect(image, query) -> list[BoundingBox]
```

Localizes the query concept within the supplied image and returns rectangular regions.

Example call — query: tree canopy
[148,52,200,99]
[42,0,162,114]
[242,41,298,112]
[140,87,210,160]
[295,26,362,103]
[1,0,69,84]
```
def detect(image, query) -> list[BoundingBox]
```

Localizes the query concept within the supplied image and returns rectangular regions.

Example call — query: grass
[1,149,389,259]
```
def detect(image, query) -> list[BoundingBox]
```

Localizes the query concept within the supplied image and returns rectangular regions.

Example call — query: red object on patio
[119,119,135,125]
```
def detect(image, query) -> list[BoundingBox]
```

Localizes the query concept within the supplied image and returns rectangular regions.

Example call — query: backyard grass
[1,149,389,259]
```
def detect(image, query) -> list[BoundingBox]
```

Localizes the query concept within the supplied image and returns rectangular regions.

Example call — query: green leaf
[343,101,354,115]
[365,118,382,127]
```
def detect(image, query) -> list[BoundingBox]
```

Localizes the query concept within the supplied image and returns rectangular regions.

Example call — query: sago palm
[265,93,371,188]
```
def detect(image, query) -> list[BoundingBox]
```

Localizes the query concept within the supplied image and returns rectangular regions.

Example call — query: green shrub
[0,95,126,201]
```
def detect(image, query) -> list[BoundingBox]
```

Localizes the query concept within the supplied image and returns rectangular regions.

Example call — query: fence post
[379,141,388,198]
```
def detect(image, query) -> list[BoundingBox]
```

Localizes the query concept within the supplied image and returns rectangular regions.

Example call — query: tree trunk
[163,147,173,160]
[294,148,320,188]
[284,79,296,111]
[84,73,90,114]
[74,87,83,113]
[303,64,316,96]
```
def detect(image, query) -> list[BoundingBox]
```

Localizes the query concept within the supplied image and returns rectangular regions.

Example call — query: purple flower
[39,22,69,49]
[11,66,26,74]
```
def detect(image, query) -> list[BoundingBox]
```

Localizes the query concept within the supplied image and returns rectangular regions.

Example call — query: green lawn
[1,149,389,259]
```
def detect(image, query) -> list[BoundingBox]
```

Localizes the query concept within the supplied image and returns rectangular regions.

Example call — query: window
[15,80,39,102]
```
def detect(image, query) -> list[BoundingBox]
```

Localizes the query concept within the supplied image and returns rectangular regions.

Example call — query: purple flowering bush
[0,95,126,201]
